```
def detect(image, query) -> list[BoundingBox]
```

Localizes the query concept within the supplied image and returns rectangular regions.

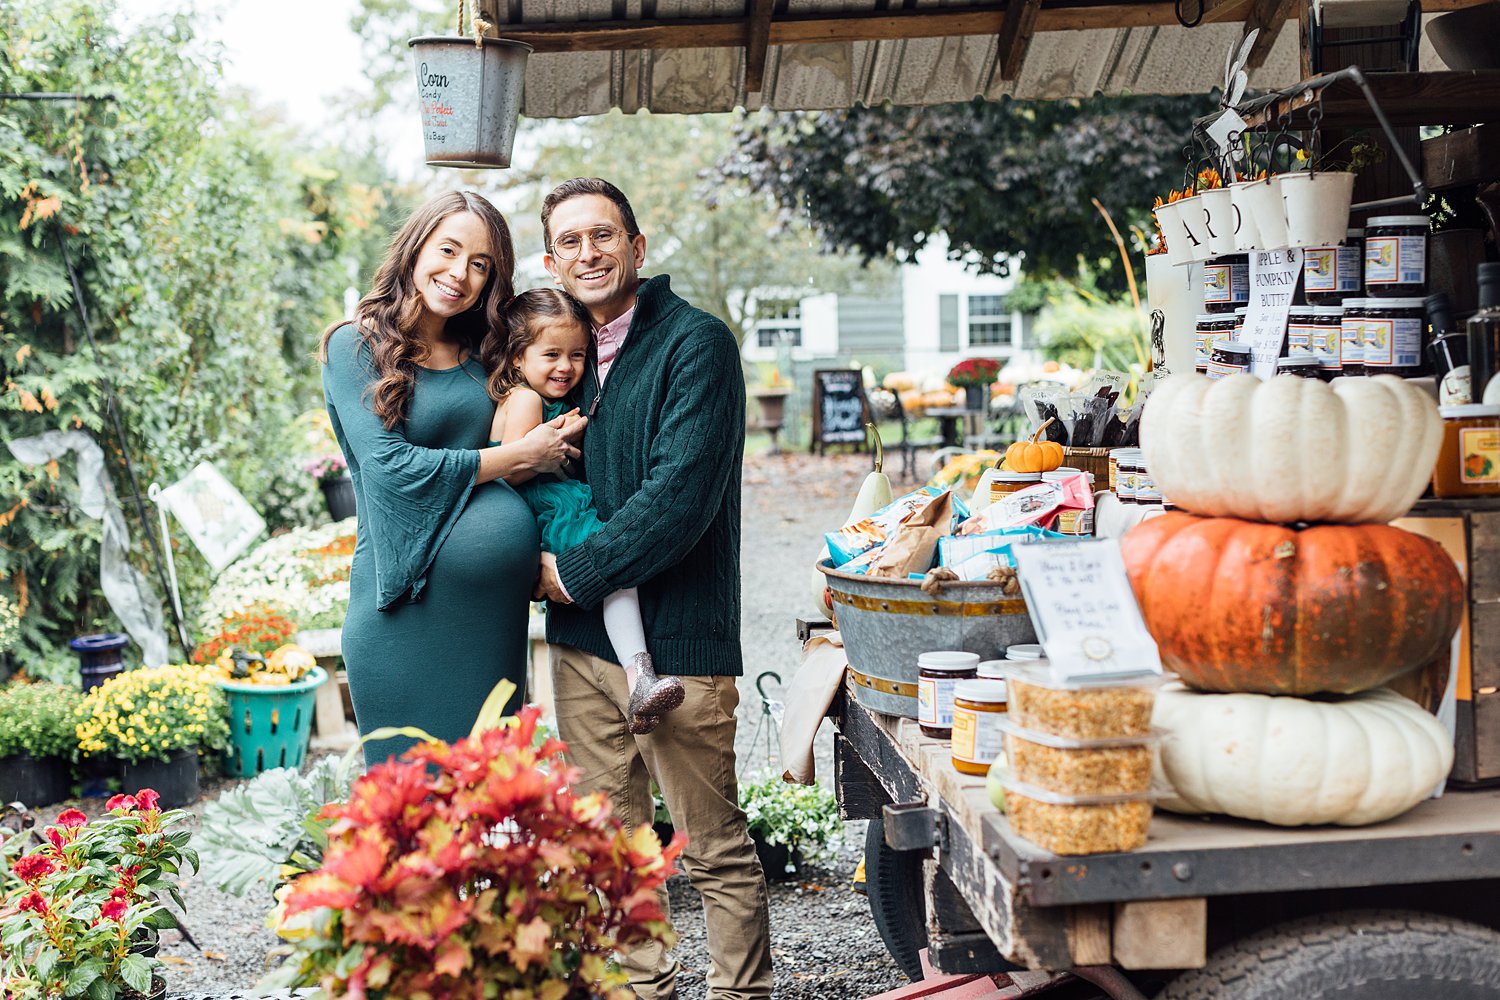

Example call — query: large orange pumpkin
[1121,513,1464,696]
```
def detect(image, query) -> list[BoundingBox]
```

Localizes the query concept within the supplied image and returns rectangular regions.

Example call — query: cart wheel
[864,813,928,982]
[1157,909,1500,999]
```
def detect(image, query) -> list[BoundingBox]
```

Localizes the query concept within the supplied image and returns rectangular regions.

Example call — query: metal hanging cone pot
[409,35,532,168]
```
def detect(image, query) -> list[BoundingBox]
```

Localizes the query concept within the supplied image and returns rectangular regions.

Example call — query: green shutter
[939,294,959,352]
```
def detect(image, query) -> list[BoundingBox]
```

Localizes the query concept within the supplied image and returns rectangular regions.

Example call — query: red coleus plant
[947,357,1003,388]
[262,705,684,1000]
[0,792,195,1000]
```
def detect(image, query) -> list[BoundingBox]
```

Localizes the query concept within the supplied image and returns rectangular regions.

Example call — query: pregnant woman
[320,191,584,763]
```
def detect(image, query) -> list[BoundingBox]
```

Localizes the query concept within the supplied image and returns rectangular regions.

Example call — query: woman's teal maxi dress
[322,324,539,764]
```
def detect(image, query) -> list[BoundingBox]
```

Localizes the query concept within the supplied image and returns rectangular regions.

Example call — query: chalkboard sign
[811,369,869,454]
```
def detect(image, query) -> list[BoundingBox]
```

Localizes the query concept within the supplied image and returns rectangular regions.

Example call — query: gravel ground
[21,449,910,999]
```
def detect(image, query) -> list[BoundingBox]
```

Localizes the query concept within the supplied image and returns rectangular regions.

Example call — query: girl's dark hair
[319,191,516,429]
[481,288,593,401]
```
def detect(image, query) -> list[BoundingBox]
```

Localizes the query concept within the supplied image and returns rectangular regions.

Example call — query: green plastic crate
[218,666,327,778]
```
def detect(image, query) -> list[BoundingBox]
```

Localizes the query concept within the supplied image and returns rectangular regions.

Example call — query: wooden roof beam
[996,0,1043,80]
[745,0,776,92]
[1245,0,1298,68]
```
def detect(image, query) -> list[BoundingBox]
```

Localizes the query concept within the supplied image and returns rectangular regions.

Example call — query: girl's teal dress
[495,398,603,553]
[323,324,539,765]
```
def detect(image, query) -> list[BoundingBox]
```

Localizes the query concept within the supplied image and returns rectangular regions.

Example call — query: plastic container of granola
[992,771,1155,855]
[995,716,1158,796]
[1002,664,1166,740]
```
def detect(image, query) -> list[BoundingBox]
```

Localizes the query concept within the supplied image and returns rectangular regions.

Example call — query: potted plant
[73,665,231,808]
[1196,168,1236,256]
[738,774,842,881]
[260,705,682,998]
[0,682,84,808]
[947,358,1002,413]
[0,790,195,999]
[1280,138,1382,249]
[305,453,354,523]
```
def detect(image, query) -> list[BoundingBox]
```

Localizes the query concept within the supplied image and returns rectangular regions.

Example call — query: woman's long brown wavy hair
[480,288,593,402]
[319,191,516,429]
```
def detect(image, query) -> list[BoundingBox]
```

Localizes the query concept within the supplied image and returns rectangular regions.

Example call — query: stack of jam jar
[1107,449,1171,509]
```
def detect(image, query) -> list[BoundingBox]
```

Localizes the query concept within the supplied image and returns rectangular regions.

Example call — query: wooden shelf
[1240,70,1500,130]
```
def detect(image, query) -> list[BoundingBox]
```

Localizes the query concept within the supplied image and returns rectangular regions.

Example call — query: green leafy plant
[0,791,196,999]
[196,756,358,899]
[73,664,229,765]
[261,705,681,999]
[0,682,84,759]
[738,774,842,858]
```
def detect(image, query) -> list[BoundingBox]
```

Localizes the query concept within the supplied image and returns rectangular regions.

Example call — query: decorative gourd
[1152,685,1453,826]
[1004,418,1066,474]
[810,424,893,619]
[1121,512,1463,696]
[1141,373,1441,524]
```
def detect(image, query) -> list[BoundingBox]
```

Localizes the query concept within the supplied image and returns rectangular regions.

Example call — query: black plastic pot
[69,633,129,692]
[120,747,199,808]
[752,834,799,882]
[320,474,356,522]
[0,754,72,808]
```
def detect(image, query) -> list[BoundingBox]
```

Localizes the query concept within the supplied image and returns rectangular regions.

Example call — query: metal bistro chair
[890,392,944,480]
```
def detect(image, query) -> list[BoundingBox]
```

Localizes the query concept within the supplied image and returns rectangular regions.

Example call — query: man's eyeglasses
[550,226,633,261]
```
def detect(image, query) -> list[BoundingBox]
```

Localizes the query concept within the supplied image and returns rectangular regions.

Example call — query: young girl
[487,288,684,734]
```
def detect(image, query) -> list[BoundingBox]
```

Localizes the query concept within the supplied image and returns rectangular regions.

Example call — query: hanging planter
[1175,194,1214,262]
[1279,170,1357,249]
[1240,174,1291,250]
[1229,180,1264,251]
[409,2,532,169]
[1155,201,1196,267]
[1200,188,1237,256]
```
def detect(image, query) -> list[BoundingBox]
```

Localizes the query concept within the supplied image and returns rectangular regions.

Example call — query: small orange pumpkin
[1004,418,1065,473]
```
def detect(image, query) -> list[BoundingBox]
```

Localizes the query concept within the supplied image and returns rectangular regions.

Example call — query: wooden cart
[831,676,1500,999]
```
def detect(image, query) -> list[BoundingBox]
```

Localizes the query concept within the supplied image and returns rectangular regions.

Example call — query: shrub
[74,665,229,764]
[0,682,85,759]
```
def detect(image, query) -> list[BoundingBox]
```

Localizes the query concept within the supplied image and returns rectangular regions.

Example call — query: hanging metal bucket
[819,560,1038,718]
[409,36,531,169]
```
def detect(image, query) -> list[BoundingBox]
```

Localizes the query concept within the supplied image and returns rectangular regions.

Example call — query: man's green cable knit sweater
[548,275,746,677]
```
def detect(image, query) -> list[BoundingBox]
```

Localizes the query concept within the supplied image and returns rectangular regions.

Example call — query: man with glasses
[534,177,772,1000]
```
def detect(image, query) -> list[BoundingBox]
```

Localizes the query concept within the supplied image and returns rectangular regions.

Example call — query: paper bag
[868,491,954,578]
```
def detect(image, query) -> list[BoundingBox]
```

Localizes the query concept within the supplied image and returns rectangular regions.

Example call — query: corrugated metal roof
[517,9,1306,117]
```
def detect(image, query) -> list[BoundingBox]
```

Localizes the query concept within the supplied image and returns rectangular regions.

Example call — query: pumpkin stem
[866,422,884,473]
[1031,416,1057,445]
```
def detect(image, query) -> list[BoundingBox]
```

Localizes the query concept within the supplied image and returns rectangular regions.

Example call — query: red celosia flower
[45,827,65,851]
[12,853,56,883]
[18,892,49,915]
[106,794,138,813]
[135,789,161,813]
[55,809,87,829]
[100,898,128,922]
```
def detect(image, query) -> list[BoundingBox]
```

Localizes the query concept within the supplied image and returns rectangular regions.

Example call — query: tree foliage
[719,95,1215,296]
[0,1,412,679]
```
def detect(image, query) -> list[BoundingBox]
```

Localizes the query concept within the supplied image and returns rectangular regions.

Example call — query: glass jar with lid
[1340,299,1367,377]
[1203,253,1250,314]
[1361,297,1427,377]
[1304,229,1364,305]
[1116,450,1143,503]
[1311,305,1344,377]
[1276,353,1324,380]
[917,651,980,739]
[1195,314,1232,373]
[1364,216,1428,297]
[1207,340,1252,380]
[1287,304,1318,355]
[1432,405,1500,498]
[951,679,1009,775]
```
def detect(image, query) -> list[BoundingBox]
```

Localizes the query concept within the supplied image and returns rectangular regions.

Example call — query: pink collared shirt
[595,304,635,385]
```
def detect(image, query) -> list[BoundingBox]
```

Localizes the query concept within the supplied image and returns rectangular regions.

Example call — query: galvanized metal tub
[409,36,531,168]
[818,560,1038,718]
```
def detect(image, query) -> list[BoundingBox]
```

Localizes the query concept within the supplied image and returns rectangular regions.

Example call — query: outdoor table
[924,406,987,449]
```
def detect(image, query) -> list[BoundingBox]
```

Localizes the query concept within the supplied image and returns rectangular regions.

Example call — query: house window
[967,294,1011,346]
[757,325,801,348]
[760,299,802,322]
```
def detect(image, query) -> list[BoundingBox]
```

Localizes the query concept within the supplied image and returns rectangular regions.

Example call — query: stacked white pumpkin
[1125,373,1463,827]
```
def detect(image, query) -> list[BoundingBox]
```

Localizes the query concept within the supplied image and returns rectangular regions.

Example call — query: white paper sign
[1010,539,1162,682]
[152,462,266,573]
[1204,109,1250,160]
[1245,248,1303,379]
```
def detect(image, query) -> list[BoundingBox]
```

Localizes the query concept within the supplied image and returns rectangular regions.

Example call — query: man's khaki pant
[550,644,774,1000]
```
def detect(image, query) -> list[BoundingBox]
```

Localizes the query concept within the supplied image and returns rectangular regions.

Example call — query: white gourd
[1152,686,1453,827]
[1141,373,1441,524]
[809,467,893,619]
[1092,491,1165,539]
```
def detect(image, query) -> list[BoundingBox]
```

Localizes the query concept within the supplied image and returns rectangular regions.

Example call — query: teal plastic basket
[217,666,327,778]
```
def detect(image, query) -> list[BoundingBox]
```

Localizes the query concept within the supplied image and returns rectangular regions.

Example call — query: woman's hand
[523,409,586,473]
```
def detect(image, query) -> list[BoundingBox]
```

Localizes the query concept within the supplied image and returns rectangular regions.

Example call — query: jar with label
[1233,306,1247,343]
[1340,300,1367,376]
[1203,253,1250,314]
[1303,229,1364,304]
[1286,304,1318,355]
[1311,305,1344,377]
[951,679,1009,775]
[917,651,980,739]
[1207,340,1252,380]
[1195,314,1232,373]
[1433,405,1500,498]
[1135,461,1163,505]
[1108,448,1134,492]
[1361,297,1427,377]
[1364,215,1429,297]
[1276,353,1324,380]
[1116,450,1142,503]
[989,471,1041,504]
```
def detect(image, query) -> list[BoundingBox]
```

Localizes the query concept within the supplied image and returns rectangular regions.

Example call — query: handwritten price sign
[1010,539,1162,682]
